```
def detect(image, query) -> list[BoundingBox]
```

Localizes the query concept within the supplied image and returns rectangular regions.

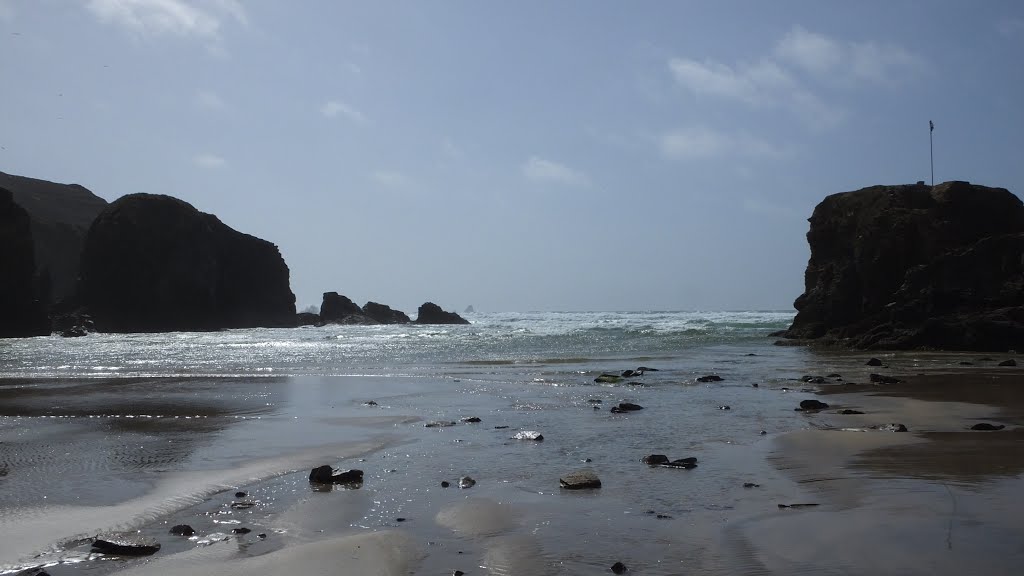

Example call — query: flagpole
[929,120,934,187]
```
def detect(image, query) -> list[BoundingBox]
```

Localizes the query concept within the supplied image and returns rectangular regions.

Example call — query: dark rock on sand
[0,187,49,337]
[234,491,247,498]
[461,416,481,423]
[661,458,698,469]
[611,561,628,574]
[79,194,296,332]
[169,524,195,536]
[92,532,161,556]
[869,373,901,384]
[867,358,883,366]
[838,409,865,415]
[999,359,1018,367]
[441,480,451,488]
[595,373,622,384]
[718,405,731,410]
[362,301,411,324]
[780,181,1024,351]
[308,465,364,485]
[778,503,820,509]
[744,482,761,488]
[610,402,644,413]
[232,527,251,534]
[415,302,469,324]
[696,374,723,382]
[458,476,476,489]
[798,399,829,410]
[971,423,1006,431]
[877,423,908,432]
[642,454,669,465]
[560,469,602,489]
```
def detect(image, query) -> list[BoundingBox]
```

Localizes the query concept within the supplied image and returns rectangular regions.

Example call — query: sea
[1,310,1016,575]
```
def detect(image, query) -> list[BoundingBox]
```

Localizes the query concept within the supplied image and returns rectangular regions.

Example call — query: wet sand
[2,359,1022,575]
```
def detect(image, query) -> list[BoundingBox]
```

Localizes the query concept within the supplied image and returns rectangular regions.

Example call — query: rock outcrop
[320,292,375,324]
[79,194,296,332]
[781,181,1024,351]
[362,301,411,324]
[415,302,470,324]
[0,171,108,306]
[0,188,50,337]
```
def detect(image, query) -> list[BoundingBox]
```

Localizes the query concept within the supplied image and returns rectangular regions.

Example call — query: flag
[930,120,934,132]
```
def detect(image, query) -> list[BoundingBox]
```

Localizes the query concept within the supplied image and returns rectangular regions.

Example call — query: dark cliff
[0,171,108,305]
[79,194,296,333]
[782,181,1024,350]
[0,188,50,337]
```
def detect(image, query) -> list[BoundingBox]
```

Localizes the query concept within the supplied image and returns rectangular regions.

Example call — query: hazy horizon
[2,1,1022,313]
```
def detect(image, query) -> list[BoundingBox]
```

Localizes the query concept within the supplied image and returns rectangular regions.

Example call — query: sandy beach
[2,344,1022,576]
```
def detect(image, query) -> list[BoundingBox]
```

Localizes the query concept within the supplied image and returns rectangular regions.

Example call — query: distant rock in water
[415,302,470,324]
[0,187,49,337]
[320,292,376,324]
[363,301,411,324]
[464,305,475,314]
[780,181,1024,350]
[79,194,296,332]
[1,171,108,306]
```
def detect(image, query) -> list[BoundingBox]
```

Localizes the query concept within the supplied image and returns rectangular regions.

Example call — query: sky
[1,1,1022,313]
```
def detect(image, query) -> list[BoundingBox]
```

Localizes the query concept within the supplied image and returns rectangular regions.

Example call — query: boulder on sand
[91,532,161,556]
[308,465,364,485]
[559,469,602,489]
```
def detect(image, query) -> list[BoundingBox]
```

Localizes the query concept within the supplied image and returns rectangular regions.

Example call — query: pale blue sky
[2,1,1022,313]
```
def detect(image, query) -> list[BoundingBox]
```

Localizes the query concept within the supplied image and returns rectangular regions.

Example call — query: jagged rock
[610,402,643,413]
[641,454,669,465]
[1,171,108,306]
[169,524,195,536]
[92,532,161,556]
[458,476,476,489]
[415,302,469,324]
[319,292,376,324]
[798,399,829,411]
[559,469,601,489]
[998,359,1018,367]
[0,188,49,337]
[308,465,363,485]
[866,358,883,366]
[877,423,908,432]
[362,301,411,324]
[971,423,1005,431]
[780,182,1024,350]
[78,194,296,332]
[611,561,628,574]
[696,374,723,382]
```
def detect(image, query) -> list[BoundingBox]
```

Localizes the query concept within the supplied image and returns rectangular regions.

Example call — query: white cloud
[193,153,225,168]
[195,90,224,110]
[522,157,591,187]
[775,26,843,74]
[321,100,367,123]
[85,0,246,39]
[370,170,409,188]
[660,127,785,160]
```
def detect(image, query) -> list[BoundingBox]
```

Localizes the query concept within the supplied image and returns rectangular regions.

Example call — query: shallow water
[1,312,1022,575]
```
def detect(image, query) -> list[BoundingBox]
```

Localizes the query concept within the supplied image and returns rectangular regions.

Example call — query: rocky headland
[78,193,297,333]
[780,181,1024,350]
[0,187,49,337]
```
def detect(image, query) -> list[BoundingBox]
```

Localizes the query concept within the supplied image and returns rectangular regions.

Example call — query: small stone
[494,425,509,429]
[257,533,267,539]
[560,469,602,489]
[232,527,251,534]
[610,402,643,413]
[869,373,900,384]
[759,430,767,435]
[441,481,451,488]
[459,476,476,489]
[971,423,1005,431]
[801,375,827,384]
[230,501,256,509]
[696,375,723,382]
[656,513,672,519]
[309,465,363,485]
[743,482,760,488]
[778,503,819,509]
[641,454,669,465]
[92,532,161,556]
[718,405,731,410]
[998,359,1018,367]
[234,491,247,498]
[364,400,378,406]
[454,571,465,576]
[461,416,482,423]
[838,409,865,415]
[751,383,759,388]
[877,423,908,432]
[866,358,883,366]
[611,561,628,574]
[513,430,544,441]
[395,517,406,522]
[798,399,829,411]
[660,458,697,469]
[169,524,194,537]
[584,458,592,462]
[587,398,603,404]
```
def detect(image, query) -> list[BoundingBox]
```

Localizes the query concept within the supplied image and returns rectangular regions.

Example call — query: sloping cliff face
[782,181,1024,350]
[0,188,49,337]
[79,194,296,333]
[0,171,108,305]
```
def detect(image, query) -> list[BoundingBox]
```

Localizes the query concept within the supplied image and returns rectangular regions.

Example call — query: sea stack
[780,181,1024,350]
[415,302,470,324]
[79,193,296,332]
[0,187,50,337]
